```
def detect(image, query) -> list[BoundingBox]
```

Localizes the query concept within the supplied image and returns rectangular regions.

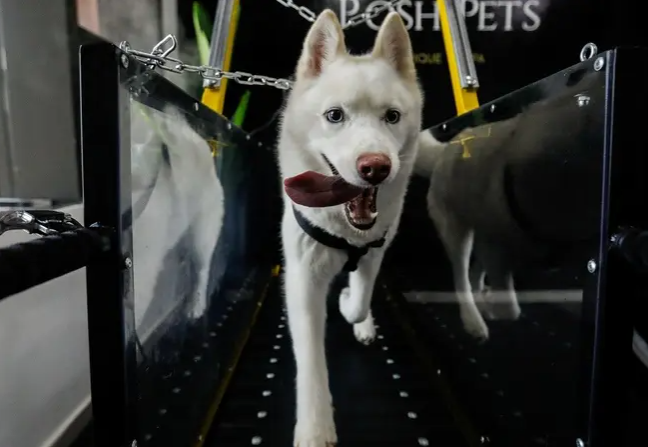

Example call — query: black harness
[293,206,386,272]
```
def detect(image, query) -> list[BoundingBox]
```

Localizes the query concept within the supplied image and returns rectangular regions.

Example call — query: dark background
[179,0,645,140]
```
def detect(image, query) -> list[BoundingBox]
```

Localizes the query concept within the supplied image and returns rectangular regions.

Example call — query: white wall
[0,204,91,447]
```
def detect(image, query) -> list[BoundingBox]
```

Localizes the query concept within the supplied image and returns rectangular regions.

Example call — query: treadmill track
[205,278,467,447]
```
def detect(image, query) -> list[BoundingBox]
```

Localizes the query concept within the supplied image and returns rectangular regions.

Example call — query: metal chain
[119,1,405,91]
[275,0,318,23]
[276,0,405,28]
[120,36,293,90]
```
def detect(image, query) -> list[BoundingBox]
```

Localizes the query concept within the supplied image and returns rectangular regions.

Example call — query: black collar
[292,206,386,272]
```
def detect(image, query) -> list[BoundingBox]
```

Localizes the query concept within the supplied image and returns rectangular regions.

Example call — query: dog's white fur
[416,130,521,341]
[277,10,422,446]
[131,106,223,336]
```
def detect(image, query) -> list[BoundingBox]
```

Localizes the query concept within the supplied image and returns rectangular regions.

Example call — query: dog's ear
[296,9,346,80]
[372,12,416,81]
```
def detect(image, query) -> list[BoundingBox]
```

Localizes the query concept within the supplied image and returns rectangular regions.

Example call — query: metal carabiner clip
[0,210,82,237]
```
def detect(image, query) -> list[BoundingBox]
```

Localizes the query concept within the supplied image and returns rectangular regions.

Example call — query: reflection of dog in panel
[131,106,224,333]
[416,129,521,341]
[277,10,423,446]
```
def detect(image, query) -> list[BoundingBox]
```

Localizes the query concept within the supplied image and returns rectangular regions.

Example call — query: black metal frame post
[585,48,648,447]
[80,42,138,447]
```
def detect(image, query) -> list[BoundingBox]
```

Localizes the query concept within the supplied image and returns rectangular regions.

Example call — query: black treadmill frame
[80,41,279,447]
[390,47,646,447]
[80,41,647,447]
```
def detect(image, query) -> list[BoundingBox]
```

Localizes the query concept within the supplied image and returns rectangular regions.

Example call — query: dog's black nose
[356,153,391,185]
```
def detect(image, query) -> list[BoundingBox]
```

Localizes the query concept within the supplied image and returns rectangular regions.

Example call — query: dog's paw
[188,293,207,320]
[294,420,337,447]
[460,309,490,341]
[353,315,376,345]
[483,291,521,321]
[338,287,368,324]
[489,301,522,321]
[475,289,496,320]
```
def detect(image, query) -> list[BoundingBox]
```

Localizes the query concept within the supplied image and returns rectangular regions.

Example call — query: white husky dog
[277,10,423,447]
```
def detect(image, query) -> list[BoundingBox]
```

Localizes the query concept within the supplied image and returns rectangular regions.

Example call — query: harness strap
[292,207,386,272]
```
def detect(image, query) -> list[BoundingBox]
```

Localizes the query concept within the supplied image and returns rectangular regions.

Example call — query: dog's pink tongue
[284,171,364,208]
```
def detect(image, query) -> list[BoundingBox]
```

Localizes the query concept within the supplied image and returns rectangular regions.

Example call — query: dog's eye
[325,108,345,123]
[384,109,401,124]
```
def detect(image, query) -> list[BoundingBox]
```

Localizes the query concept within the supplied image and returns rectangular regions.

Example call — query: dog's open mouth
[283,156,378,231]
[344,187,378,230]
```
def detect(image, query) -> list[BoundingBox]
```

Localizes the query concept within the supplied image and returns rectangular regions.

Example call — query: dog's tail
[415,130,446,177]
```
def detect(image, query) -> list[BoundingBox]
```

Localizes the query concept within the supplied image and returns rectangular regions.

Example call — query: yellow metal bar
[437,0,480,117]
[201,0,240,114]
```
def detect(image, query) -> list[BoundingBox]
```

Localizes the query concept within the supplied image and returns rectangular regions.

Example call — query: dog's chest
[297,233,347,275]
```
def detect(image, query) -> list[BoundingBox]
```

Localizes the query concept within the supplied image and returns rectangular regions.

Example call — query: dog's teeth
[370,211,378,219]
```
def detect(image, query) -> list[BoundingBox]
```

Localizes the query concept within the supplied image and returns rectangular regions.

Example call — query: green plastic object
[231,90,250,127]
[192,2,212,66]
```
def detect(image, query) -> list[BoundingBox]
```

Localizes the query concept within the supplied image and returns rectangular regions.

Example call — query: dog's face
[286,10,422,230]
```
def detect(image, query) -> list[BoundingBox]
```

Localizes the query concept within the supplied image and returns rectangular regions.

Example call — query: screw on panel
[587,259,597,273]
[418,438,430,446]
[576,439,585,447]
[480,435,491,444]
[121,54,129,68]
[594,57,605,71]
[575,94,590,107]
[490,104,496,112]
[251,436,262,445]
[124,257,133,269]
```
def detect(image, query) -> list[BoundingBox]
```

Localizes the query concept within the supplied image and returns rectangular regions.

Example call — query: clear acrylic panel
[385,61,608,446]
[120,63,279,446]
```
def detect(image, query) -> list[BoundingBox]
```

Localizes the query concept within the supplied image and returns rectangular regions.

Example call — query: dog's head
[283,9,423,231]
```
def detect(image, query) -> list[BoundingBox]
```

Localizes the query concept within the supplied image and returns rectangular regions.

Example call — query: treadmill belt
[205,278,467,446]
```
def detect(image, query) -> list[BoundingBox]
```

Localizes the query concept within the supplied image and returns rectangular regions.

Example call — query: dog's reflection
[416,130,522,341]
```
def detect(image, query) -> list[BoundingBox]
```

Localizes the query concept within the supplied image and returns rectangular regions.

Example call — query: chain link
[120,36,293,90]
[276,0,405,28]
[275,0,318,23]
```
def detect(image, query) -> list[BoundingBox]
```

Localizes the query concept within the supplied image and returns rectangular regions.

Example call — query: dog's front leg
[285,263,337,447]
[339,247,386,345]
